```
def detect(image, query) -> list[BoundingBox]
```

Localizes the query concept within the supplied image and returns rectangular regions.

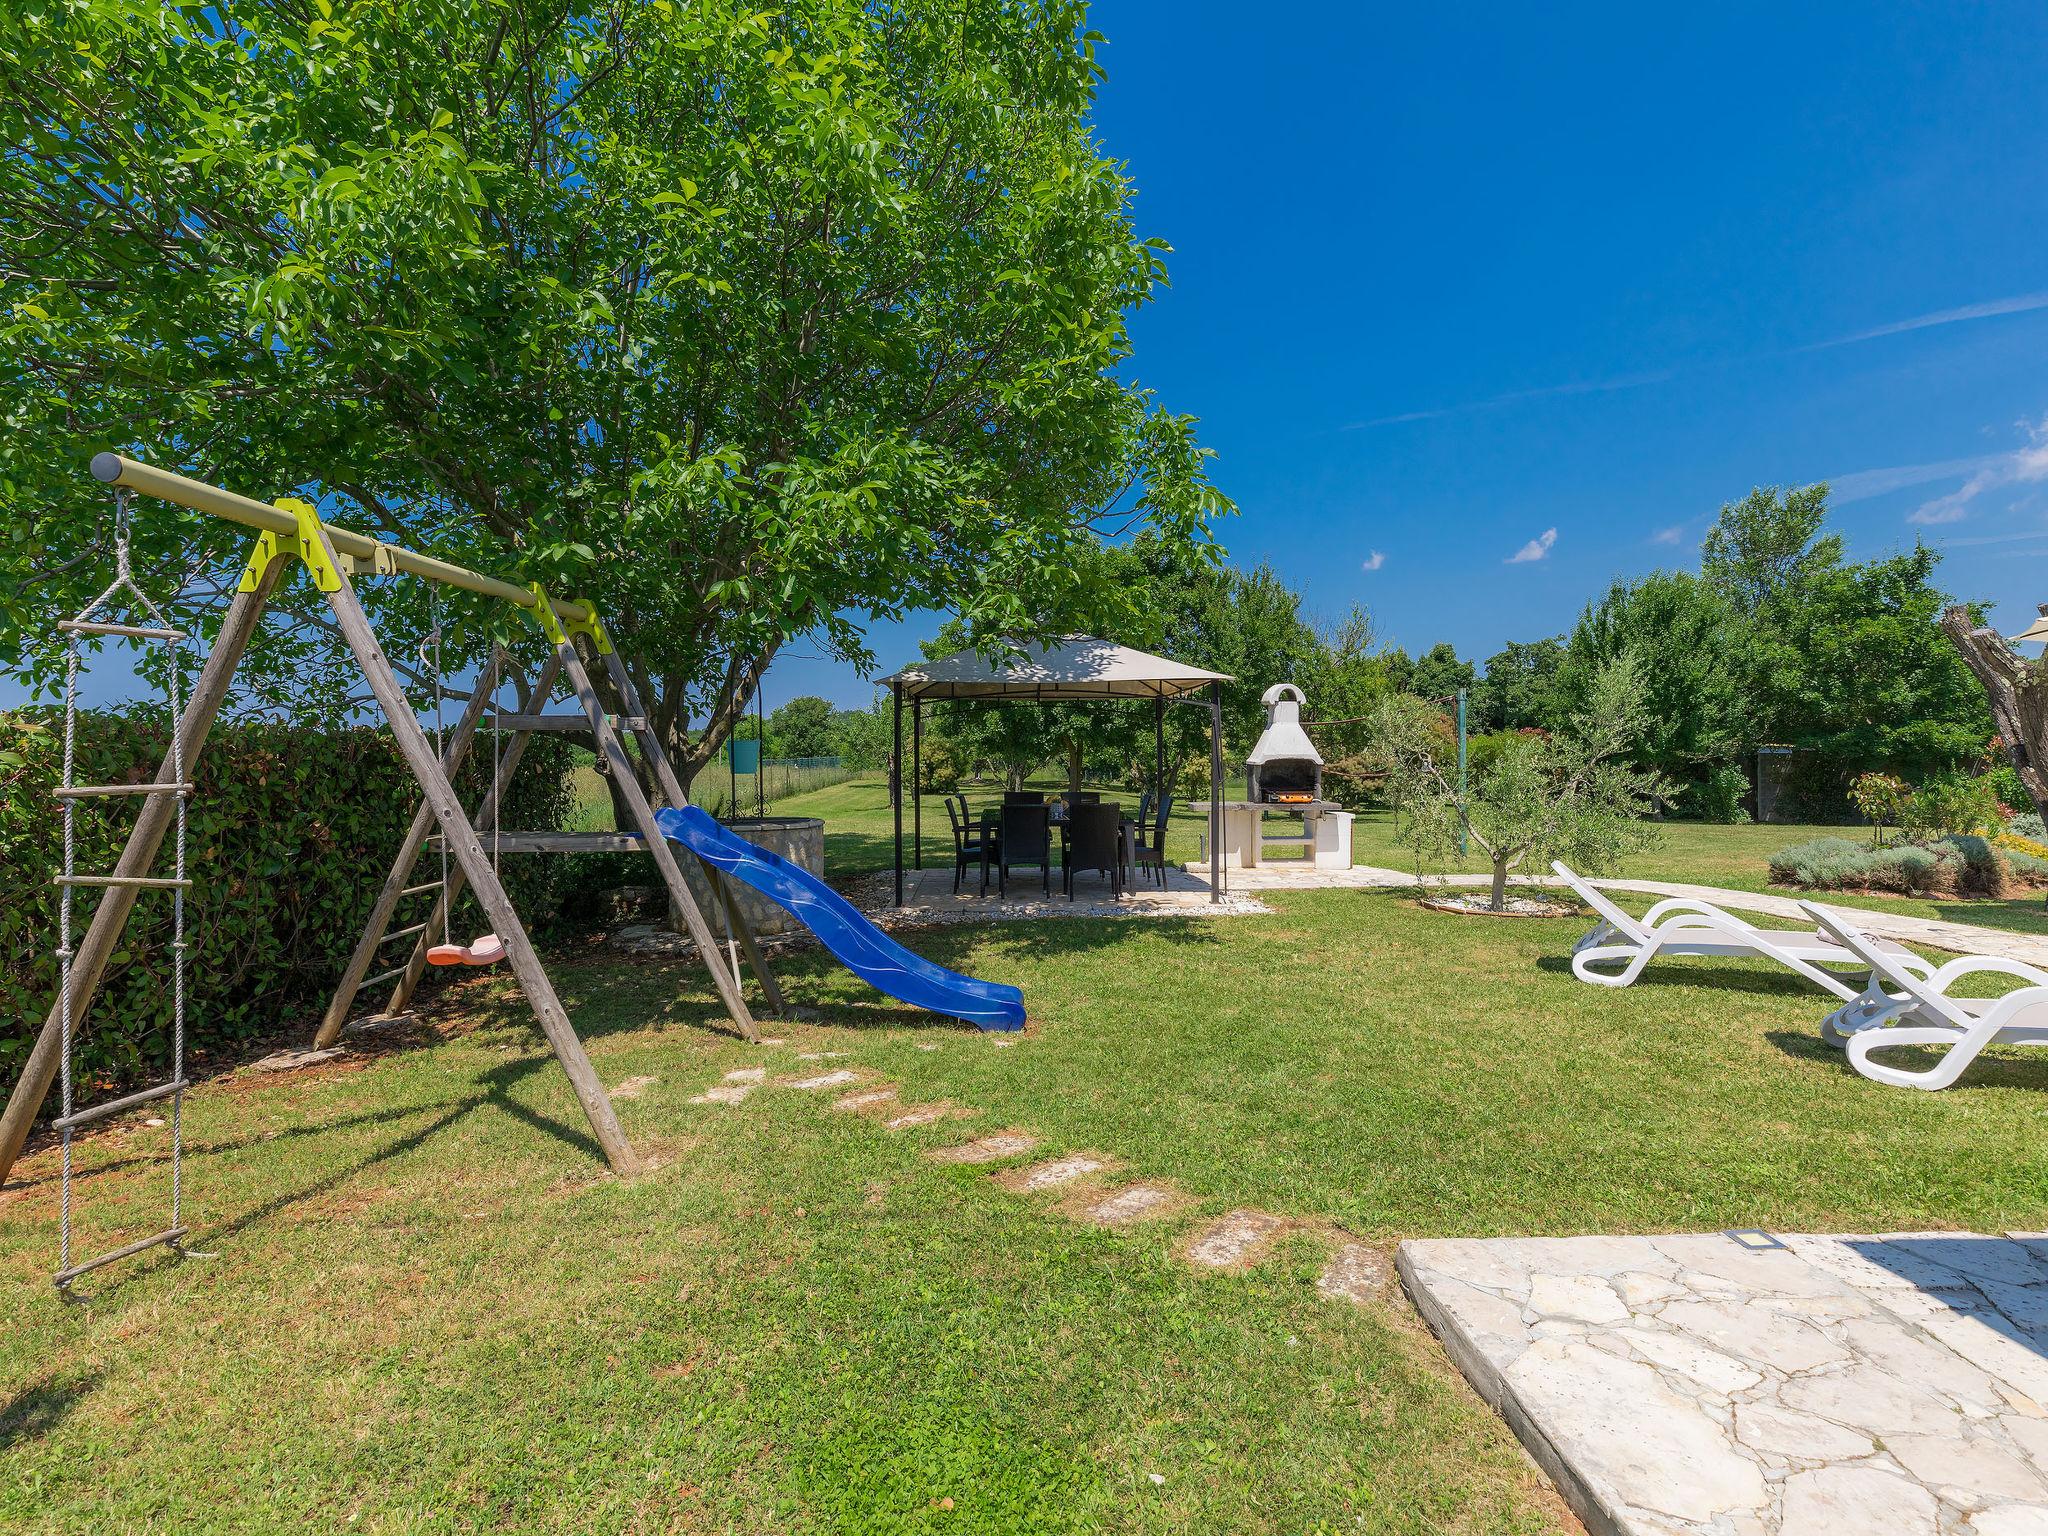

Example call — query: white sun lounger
[1553,861,1915,1013]
[1801,900,2048,1090]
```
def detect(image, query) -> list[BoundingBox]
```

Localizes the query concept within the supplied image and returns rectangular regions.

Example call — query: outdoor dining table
[977,803,1137,894]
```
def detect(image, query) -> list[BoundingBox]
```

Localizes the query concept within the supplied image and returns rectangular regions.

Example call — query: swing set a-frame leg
[596,648,787,1018]
[314,530,641,1175]
[554,638,762,1042]
[0,562,286,1191]
[372,651,564,1029]
[311,651,505,1049]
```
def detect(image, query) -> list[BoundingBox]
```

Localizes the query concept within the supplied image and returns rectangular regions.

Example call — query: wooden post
[597,651,785,1017]
[311,654,503,1048]
[553,639,759,1043]
[892,680,904,907]
[1209,681,1224,904]
[315,530,641,1175]
[0,562,284,1189]
[379,652,563,1021]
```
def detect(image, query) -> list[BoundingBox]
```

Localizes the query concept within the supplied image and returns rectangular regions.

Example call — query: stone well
[671,815,825,939]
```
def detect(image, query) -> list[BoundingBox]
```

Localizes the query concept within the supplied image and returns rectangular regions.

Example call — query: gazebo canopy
[882,636,1232,702]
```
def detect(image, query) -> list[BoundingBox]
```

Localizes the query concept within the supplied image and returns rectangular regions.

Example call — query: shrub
[2,709,573,1107]
[1769,837,1954,895]
[1904,775,2003,841]
[2004,847,2048,883]
[2010,812,2048,843]
[1768,837,1871,890]
[1678,764,1752,824]
[1927,835,2011,899]
[1994,830,2048,860]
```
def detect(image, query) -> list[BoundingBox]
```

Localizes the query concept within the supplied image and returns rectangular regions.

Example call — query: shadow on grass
[1768,1028,2048,1092]
[0,1370,99,1452]
[1532,953,1825,998]
[12,1103,472,1192]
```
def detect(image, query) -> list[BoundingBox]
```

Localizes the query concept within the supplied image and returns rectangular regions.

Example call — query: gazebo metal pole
[1208,681,1225,904]
[912,696,923,870]
[892,680,905,907]
[1154,695,1166,805]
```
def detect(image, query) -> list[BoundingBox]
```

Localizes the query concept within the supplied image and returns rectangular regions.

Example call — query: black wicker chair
[997,803,1052,897]
[1063,801,1124,901]
[1131,794,1174,889]
[944,796,992,895]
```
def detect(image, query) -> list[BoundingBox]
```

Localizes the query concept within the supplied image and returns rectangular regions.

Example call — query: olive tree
[1371,653,1667,910]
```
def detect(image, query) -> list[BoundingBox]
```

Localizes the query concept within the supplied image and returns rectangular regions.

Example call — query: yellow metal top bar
[91,453,593,626]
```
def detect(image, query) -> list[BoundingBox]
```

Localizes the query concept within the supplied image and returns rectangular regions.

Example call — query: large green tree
[1559,572,1752,786]
[1,0,1225,788]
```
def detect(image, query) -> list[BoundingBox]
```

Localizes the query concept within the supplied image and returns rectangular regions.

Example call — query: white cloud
[1650,524,1685,545]
[1830,454,2006,504]
[1360,550,1386,572]
[1506,528,1557,564]
[1908,415,2048,525]
[1807,291,2048,351]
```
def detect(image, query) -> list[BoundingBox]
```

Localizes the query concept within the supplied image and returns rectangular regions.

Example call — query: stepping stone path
[1000,1154,1112,1193]
[928,1131,1039,1165]
[1080,1183,1181,1227]
[609,1075,658,1100]
[783,1069,862,1091]
[1316,1240,1387,1305]
[1186,1208,1290,1269]
[689,1084,753,1106]
[881,1103,958,1131]
[683,1058,1394,1320]
[834,1086,900,1112]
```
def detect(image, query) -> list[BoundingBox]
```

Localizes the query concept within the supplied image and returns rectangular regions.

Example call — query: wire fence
[567,755,854,829]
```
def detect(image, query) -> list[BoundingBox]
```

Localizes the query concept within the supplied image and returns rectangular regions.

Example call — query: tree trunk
[1490,857,1509,912]
[1941,606,2048,820]
[1066,736,1083,795]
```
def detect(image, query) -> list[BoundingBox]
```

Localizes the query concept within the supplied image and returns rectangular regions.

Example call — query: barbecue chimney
[1246,683,1323,803]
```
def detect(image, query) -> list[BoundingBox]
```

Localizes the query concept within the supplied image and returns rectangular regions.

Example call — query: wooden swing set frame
[0,454,780,1190]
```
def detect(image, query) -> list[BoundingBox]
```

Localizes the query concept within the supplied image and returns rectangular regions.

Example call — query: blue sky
[770,1,2048,707]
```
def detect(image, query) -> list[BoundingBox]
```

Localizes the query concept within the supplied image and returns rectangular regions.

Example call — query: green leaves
[0,0,1226,772]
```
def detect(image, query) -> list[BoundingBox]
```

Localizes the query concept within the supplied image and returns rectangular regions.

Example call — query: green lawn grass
[8,865,2048,1530]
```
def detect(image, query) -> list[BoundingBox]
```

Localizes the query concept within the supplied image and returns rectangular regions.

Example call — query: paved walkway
[1400,1230,2048,1536]
[1201,861,2048,964]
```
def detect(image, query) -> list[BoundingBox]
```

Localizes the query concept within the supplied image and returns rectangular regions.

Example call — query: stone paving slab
[1398,1231,2048,1536]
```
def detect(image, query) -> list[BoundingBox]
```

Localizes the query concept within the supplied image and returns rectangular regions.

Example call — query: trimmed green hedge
[2,709,573,1110]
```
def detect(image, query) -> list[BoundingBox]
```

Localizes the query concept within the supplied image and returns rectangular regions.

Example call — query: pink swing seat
[426,933,507,967]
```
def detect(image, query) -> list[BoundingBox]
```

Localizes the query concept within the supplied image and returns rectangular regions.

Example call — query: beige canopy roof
[883,636,1231,701]
[2009,605,2048,644]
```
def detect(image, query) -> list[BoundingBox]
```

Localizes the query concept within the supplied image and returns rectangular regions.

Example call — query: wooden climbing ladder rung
[400,881,442,898]
[378,923,429,945]
[53,782,195,799]
[52,1078,188,1132]
[54,874,192,889]
[54,1226,189,1288]
[359,966,407,990]
[486,712,648,732]
[57,618,186,641]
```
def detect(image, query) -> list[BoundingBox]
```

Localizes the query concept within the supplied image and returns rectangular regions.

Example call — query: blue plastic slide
[654,805,1026,1031]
